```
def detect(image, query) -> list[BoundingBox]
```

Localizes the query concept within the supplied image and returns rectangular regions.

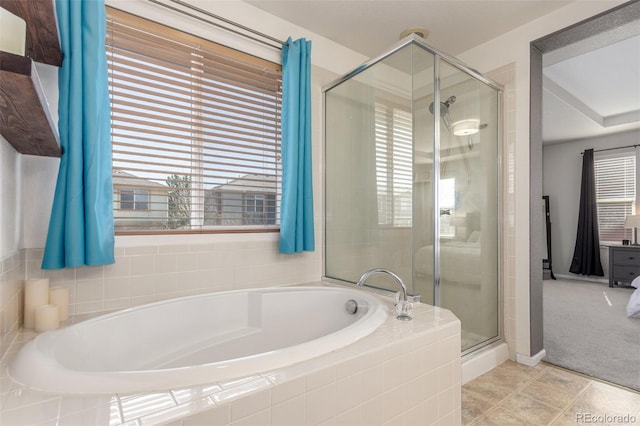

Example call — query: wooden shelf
[0,51,61,157]
[0,0,62,157]
[0,0,62,66]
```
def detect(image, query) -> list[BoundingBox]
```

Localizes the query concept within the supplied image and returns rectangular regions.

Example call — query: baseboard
[461,342,510,384]
[555,274,608,285]
[516,349,547,367]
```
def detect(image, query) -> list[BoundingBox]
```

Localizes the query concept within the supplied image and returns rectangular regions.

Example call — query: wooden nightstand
[608,245,640,287]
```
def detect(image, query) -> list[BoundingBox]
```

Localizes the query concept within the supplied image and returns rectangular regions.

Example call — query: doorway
[530,0,640,390]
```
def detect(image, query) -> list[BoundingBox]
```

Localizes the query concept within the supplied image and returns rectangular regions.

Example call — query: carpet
[543,278,640,391]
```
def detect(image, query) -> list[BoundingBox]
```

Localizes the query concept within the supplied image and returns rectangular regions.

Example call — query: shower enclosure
[323,35,502,353]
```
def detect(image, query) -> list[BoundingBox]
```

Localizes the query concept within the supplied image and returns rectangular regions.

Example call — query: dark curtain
[569,149,604,276]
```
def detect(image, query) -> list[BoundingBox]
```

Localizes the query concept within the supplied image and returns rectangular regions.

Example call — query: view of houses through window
[106,8,282,233]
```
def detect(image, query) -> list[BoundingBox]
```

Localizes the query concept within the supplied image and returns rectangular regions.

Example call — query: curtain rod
[580,144,639,155]
[145,0,287,50]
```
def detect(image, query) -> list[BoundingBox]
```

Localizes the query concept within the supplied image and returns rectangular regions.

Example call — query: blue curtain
[42,0,114,269]
[279,37,314,253]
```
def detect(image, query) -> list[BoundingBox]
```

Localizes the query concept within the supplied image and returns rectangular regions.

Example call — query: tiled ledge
[0,282,461,426]
[22,240,321,318]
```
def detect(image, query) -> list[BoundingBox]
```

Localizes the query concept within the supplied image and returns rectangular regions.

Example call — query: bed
[628,277,640,318]
[414,233,482,286]
[414,211,485,286]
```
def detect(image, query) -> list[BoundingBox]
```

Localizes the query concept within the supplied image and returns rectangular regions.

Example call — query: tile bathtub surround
[24,238,321,317]
[0,282,461,426]
[0,250,25,361]
[463,360,640,425]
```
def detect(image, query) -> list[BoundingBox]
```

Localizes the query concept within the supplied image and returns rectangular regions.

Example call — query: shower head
[429,96,456,131]
[428,96,456,115]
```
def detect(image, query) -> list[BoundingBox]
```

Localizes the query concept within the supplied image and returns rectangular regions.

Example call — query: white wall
[457,0,627,358]
[21,63,60,250]
[0,136,24,356]
[543,130,640,280]
[21,156,58,249]
[0,137,22,258]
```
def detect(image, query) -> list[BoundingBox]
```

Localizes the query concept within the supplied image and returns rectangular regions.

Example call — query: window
[243,193,277,225]
[594,152,635,243]
[106,8,282,233]
[439,178,456,238]
[120,189,134,210]
[375,102,412,226]
[120,189,149,210]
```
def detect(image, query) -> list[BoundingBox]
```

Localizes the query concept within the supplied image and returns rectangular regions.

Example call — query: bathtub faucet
[356,268,412,321]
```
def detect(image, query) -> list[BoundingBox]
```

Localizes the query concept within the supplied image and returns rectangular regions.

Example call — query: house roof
[209,174,277,193]
[113,170,167,189]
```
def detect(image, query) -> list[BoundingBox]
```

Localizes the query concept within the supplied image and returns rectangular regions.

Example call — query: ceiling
[542,33,640,143]
[245,0,639,143]
[245,0,573,57]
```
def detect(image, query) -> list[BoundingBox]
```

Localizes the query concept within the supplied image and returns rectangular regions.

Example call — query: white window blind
[106,8,282,233]
[375,103,413,227]
[594,153,635,243]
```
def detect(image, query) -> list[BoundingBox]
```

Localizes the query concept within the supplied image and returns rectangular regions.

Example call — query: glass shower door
[436,60,500,351]
[325,44,423,293]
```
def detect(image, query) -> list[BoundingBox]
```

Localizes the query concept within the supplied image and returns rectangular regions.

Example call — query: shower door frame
[322,34,505,356]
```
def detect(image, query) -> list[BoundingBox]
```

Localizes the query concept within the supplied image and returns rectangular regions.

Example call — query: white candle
[24,278,50,329]
[35,304,60,332]
[49,286,70,321]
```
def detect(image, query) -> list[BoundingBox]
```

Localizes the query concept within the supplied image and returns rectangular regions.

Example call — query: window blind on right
[594,153,635,243]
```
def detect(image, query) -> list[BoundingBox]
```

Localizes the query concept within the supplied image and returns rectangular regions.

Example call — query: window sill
[115,227,279,236]
[114,229,281,248]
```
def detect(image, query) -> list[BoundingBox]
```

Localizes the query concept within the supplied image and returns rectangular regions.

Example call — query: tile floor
[463,360,640,425]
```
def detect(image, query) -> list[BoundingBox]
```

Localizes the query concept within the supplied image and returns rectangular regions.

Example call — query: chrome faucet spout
[357,268,408,301]
[356,268,412,320]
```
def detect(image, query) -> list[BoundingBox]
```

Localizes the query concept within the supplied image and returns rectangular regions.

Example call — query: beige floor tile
[532,366,591,396]
[463,361,640,426]
[463,376,515,405]
[518,378,583,410]
[588,381,640,403]
[480,361,543,389]
[499,360,547,376]
[472,407,538,426]
[550,409,580,425]
[497,391,564,425]
[569,381,640,419]
[462,389,495,425]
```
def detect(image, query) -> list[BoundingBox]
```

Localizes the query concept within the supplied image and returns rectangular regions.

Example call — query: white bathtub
[9,286,387,394]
